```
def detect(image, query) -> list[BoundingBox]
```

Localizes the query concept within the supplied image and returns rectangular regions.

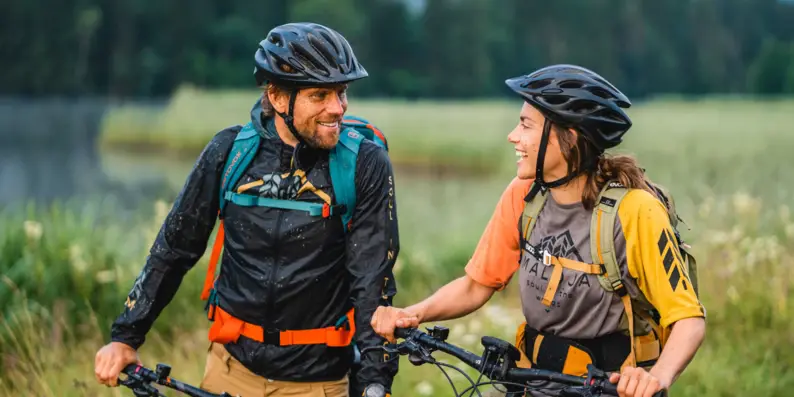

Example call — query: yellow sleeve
[618,190,705,328]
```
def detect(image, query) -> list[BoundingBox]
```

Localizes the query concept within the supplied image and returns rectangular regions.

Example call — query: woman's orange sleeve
[464,177,532,291]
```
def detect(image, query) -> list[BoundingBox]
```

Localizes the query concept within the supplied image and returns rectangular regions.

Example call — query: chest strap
[224,191,344,217]
[206,302,355,347]
[523,240,605,307]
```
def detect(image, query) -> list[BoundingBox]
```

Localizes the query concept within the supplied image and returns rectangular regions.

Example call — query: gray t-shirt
[518,194,635,396]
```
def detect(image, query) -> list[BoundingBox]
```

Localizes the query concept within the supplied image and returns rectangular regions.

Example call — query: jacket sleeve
[110,127,238,349]
[345,141,400,395]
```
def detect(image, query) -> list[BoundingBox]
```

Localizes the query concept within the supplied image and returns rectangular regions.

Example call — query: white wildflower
[732,192,761,218]
[95,270,116,284]
[452,323,467,336]
[462,333,478,347]
[469,319,483,334]
[24,220,43,242]
[698,196,714,219]
[393,258,404,275]
[780,205,791,222]
[416,381,434,396]
[69,244,88,274]
[727,285,740,303]
[708,230,729,246]
[154,200,169,220]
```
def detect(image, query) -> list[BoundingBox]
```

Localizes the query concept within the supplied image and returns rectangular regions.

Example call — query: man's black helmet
[505,64,632,151]
[254,22,368,87]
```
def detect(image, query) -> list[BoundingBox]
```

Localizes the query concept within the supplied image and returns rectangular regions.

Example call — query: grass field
[2,93,794,396]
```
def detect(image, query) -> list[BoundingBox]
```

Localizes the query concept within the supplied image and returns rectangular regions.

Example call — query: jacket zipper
[265,209,285,330]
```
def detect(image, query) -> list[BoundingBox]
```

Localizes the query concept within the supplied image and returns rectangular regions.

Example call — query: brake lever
[360,344,401,364]
[397,340,436,366]
[585,364,608,386]
[119,375,162,397]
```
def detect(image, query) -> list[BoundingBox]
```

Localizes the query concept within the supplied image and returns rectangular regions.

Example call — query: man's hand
[370,306,420,343]
[609,366,668,397]
[94,342,141,387]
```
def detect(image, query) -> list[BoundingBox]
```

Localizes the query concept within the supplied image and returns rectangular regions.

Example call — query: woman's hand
[609,366,668,397]
[370,306,421,343]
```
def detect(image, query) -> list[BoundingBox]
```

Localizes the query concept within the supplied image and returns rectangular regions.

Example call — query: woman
[370,64,706,397]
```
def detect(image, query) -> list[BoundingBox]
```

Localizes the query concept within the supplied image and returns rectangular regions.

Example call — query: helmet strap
[526,119,583,201]
[276,89,308,146]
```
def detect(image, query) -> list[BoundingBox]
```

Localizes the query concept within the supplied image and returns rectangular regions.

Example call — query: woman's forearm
[407,275,497,324]
[650,317,706,387]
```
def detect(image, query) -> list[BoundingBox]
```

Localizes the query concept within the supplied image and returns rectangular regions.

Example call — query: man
[94,22,399,397]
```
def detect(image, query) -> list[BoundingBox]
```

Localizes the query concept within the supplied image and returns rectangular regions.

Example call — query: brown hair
[554,123,655,210]
[260,83,290,118]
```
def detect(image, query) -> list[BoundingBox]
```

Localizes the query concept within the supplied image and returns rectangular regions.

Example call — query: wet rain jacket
[110,98,400,394]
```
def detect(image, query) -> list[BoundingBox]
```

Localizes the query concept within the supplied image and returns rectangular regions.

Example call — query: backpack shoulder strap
[329,128,366,232]
[520,182,548,242]
[203,122,259,302]
[591,181,648,371]
[591,181,631,294]
[342,115,388,150]
[219,122,260,215]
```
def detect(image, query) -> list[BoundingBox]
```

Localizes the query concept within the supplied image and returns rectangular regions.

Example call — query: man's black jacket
[110,98,400,394]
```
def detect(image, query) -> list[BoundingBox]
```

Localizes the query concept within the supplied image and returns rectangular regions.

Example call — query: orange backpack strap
[514,321,532,368]
[206,304,356,347]
[201,219,225,301]
[534,252,604,307]
[206,302,245,344]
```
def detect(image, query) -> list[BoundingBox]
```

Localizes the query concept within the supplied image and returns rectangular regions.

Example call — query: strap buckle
[263,328,282,345]
[322,203,331,218]
[542,250,553,266]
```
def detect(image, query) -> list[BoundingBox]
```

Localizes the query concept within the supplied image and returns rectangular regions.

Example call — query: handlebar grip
[601,381,667,397]
[394,327,413,339]
[121,364,143,376]
[602,381,618,395]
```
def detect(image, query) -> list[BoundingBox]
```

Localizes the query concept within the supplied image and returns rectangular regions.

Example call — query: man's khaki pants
[200,342,349,397]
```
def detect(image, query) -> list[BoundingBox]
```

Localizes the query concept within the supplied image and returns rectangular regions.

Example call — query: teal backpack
[217,114,389,229]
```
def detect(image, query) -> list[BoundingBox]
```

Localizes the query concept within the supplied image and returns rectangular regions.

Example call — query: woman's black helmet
[254,22,368,87]
[505,64,632,151]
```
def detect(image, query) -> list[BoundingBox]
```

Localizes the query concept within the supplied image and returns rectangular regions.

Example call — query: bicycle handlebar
[120,363,235,397]
[391,327,667,397]
[117,328,666,397]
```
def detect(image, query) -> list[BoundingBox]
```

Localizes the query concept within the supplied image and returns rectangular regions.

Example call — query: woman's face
[507,102,568,181]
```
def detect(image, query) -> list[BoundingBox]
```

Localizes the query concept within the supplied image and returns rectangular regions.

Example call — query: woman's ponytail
[582,154,655,210]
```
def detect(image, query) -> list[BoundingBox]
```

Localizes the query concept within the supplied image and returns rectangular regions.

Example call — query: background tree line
[3,0,794,99]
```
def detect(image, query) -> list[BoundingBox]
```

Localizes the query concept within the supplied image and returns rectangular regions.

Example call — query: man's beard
[299,127,339,150]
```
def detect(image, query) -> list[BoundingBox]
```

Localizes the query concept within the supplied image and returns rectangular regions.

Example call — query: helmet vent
[540,95,570,106]
[524,78,553,90]
[559,80,584,89]
[319,31,340,54]
[593,109,626,123]
[568,99,600,114]
[269,33,284,47]
[589,87,616,100]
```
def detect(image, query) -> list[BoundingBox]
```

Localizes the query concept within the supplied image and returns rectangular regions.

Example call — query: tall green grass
[3,97,794,396]
[100,85,794,177]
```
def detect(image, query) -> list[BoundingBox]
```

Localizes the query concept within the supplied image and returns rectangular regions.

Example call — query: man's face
[281,84,349,150]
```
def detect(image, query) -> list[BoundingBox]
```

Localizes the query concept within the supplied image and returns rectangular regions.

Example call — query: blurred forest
[4,0,794,99]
